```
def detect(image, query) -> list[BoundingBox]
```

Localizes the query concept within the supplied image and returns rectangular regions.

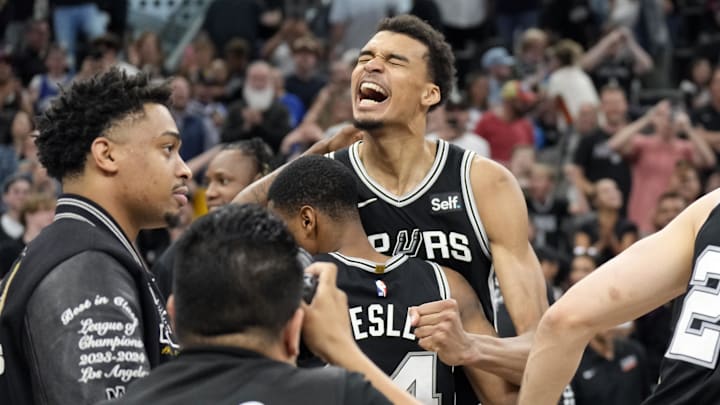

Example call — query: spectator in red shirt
[474,80,536,165]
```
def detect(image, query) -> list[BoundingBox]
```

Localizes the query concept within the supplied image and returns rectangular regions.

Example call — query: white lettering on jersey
[350,304,415,341]
[368,230,472,263]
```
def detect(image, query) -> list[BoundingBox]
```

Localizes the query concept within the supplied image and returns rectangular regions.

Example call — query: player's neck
[335,220,389,263]
[359,130,437,197]
[63,180,140,240]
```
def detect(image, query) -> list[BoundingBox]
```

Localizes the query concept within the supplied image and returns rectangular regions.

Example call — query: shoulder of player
[468,154,518,192]
[686,188,720,234]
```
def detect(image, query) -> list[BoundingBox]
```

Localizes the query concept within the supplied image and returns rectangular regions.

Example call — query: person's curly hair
[376,15,456,110]
[35,68,172,181]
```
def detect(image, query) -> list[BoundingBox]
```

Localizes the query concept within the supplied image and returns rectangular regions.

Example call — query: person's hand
[242,108,263,126]
[409,299,474,366]
[674,111,691,132]
[301,262,355,364]
[307,124,365,155]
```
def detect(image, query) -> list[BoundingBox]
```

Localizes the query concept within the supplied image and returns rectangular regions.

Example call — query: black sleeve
[342,372,393,405]
[23,251,152,405]
[572,135,593,167]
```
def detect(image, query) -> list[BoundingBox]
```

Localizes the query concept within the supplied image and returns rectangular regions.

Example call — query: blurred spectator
[667,160,703,204]
[692,67,720,164]
[222,61,291,153]
[302,55,354,131]
[580,26,653,97]
[12,19,51,86]
[608,101,715,233]
[201,0,263,56]
[189,70,228,149]
[571,84,633,210]
[0,192,56,277]
[464,70,490,131]
[526,163,573,253]
[170,76,210,161]
[28,44,72,113]
[535,245,565,301]
[651,191,688,233]
[546,39,599,126]
[224,38,251,102]
[474,80,536,165]
[1,1,36,53]
[179,33,217,83]
[0,174,31,243]
[541,0,600,49]
[481,46,515,106]
[89,33,139,75]
[285,35,326,112]
[573,178,638,264]
[409,0,443,31]
[427,100,490,158]
[680,57,712,111]
[495,0,541,49]
[50,0,107,69]
[328,0,404,59]
[571,326,651,405]
[0,52,32,146]
[568,252,597,287]
[434,0,489,82]
[515,28,549,84]
[510,144,536,192]
[271,68,305,128]
[129,31,166,79]
[261,17,311,75]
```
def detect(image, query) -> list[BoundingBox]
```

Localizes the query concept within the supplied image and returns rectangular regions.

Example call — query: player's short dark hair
[35,68,172,181]
[268,155,358,220]
[173,204,301,342]
[222,137,275,176]
[376,15,455,111]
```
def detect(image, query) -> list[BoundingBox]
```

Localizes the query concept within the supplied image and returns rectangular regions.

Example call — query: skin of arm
[677,113,717,168]
[411,266,521,404]
[232,125,365,205]
[517,189,720,405]
[472,157,548,334]
[301,263,420,405]
[579,30,621,72]
[697,127,720,151]
[606,111,652,154]
[622,28,654,74]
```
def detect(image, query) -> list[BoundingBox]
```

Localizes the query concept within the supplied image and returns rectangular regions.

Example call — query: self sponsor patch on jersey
[376,280,388,297]
[429,192,463,214]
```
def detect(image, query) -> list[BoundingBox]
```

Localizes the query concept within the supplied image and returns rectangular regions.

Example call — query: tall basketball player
[268,155,518,405]
[234,15,548,400]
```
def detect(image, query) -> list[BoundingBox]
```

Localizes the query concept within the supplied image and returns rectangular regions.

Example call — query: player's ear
[299,206,317,235]
[421,83,440,109]
[283,308,304,362]
[91,136,120,174]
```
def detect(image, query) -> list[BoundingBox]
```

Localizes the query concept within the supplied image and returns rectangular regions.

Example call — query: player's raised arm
[517,189,720,405]
[471,156,548,334]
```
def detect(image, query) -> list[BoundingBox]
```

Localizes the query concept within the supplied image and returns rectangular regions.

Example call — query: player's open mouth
[358,81,389,107]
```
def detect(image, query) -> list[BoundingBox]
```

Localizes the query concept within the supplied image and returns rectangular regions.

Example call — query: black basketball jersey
[331,140,496,325]
[315,252,454,405]
[642,203,720,405]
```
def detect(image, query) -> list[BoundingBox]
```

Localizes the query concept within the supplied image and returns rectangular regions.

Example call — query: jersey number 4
[391,352,441,405]
[667,246,720,369]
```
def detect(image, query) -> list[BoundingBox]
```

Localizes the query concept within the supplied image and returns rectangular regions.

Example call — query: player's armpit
[470,156,547,334]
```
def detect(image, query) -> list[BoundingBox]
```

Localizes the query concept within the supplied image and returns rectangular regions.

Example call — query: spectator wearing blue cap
[482,46,515,107]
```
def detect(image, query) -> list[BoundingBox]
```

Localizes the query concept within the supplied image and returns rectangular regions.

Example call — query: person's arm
[677,112,717,168]
[607,109,653,154]
[23,251,152,404]
[517,189,720,405]
[621,27,653,74]
[411,267,521,403]
[473,157,548,335]
[185,144,223,176]
[301,262,420,405]
[232,125,365,205]
[579,29,623,72]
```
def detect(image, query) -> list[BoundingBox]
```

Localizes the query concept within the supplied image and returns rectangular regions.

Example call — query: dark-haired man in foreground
[107,204,419,405]
[236,15,548,403]
[0,69,191,404]
[268,155,517,405]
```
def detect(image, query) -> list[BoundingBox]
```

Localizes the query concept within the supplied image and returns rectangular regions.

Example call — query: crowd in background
[2,0,720,403]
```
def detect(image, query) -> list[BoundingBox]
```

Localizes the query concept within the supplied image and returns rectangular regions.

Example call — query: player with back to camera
[268,155,519,405]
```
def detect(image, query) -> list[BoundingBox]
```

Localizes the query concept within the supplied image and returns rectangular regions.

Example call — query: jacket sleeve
[23,251,152,405]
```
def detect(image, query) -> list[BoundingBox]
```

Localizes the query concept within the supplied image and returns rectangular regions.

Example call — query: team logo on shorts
[376,280,388,297]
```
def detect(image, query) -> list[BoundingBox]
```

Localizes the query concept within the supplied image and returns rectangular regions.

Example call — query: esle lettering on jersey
[430,192,462,214]
[369,229,472,262]
[349,303,415,341]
